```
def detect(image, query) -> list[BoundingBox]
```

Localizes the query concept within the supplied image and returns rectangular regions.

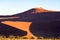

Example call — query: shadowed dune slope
[12,7,55,17]
[0,7,60,38]
[2,21,34,38]
[30,21,60,37]
[0,23,27,37]
[0,7,58,22]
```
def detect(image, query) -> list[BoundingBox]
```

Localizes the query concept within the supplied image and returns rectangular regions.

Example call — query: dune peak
[30,7,55,13]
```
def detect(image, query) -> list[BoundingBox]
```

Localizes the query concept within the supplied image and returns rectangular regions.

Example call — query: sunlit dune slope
[2,21,36,38]
[2,21,32,31]
[32,7,55,13]
[0,23,27,37]
[0,7,60,38]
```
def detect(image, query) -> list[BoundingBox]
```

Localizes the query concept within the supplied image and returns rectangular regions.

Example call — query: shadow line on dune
[0,23,27,37]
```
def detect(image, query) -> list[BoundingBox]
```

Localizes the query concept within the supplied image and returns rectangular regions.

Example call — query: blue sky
[0,0,60,15]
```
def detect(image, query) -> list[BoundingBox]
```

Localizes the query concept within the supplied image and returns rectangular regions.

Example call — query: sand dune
[32,7,55,13]
[2,21,36,38]
[0,7,60,38]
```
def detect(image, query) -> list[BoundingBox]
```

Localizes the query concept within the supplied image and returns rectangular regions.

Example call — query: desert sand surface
[2,21,36,38]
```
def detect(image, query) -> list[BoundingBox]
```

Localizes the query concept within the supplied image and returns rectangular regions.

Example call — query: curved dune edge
[2,21,37,38]
[29,7,57,14]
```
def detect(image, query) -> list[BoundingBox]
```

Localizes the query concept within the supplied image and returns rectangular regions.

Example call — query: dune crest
[32,7,55,13]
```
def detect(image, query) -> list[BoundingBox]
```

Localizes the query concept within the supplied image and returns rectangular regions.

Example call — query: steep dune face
[13,7,55,17]
[2,21,32,31]
[30,21,60,38]
[0,7,60,38]
[2,21,36,38]
[0,22,27,37]
[0,7,56,22]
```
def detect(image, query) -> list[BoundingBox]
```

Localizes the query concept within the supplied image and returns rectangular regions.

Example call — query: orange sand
[32,7,55,14]
[2,21,37,38]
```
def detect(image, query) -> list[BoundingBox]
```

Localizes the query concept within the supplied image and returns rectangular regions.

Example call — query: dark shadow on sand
[0,23,27,37]
[30,21,60,38]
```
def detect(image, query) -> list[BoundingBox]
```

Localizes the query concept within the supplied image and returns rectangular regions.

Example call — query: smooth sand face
[2,21,36,38]
[2,21,32,31]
